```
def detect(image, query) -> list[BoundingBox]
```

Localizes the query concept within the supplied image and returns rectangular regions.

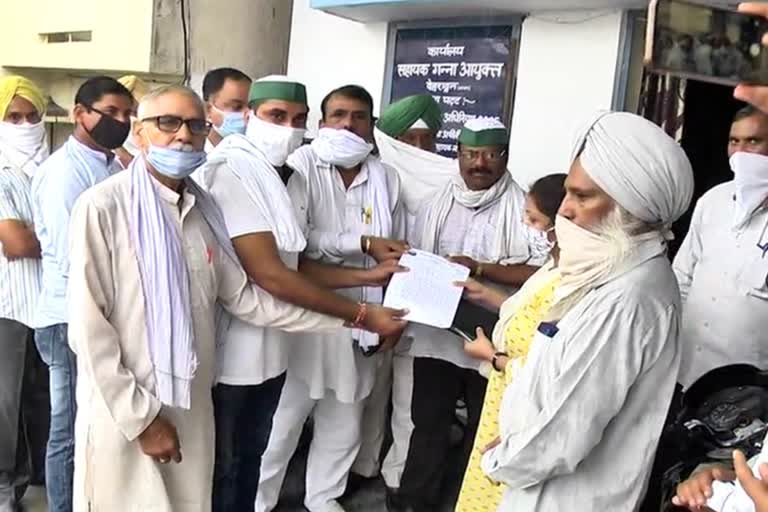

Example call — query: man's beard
[593,204,641,271]
[546,204,646,321]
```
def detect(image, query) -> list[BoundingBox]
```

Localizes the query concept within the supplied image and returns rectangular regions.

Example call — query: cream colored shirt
[67,170,341,512]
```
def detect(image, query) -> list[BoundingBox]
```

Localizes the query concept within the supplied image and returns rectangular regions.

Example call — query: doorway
[640,73,743,256]
[674,79,743,253]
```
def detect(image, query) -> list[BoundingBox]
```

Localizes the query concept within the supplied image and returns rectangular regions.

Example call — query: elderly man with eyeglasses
[391,118,549,512]
[64,84,346,512]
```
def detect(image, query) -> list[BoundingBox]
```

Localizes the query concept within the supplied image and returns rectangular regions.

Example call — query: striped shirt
[0,156,41,327]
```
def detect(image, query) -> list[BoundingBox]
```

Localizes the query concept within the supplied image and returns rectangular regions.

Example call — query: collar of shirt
[731,193,768,220]
[316,156,371,192]
[69,135,115,166]
[467,197,503,216]
[149,173,197,220]
[205,138,216,154]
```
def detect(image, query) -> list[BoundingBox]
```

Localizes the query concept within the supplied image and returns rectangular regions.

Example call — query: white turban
[571,111,694,227]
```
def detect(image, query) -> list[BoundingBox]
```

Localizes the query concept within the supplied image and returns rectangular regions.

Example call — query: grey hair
[136,84,205,119]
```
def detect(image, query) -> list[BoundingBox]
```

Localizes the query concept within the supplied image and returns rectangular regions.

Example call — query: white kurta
[286,145,406,403]
[67,170,342,512]
[482,244,681,511]
[673,182,768,388]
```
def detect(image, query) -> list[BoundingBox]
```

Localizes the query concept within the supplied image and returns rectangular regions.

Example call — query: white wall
[173,0,294,88]
[287,0,389,135]
[507,11,623,187]
[287,3,625,183]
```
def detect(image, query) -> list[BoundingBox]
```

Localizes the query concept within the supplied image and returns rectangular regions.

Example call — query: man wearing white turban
[480,111,694,511]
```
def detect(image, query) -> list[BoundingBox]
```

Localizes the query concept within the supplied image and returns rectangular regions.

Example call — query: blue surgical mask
[146,144,207,179]
[212,106,247,137]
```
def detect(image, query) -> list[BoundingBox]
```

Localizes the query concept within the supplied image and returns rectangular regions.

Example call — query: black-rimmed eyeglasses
[140,115,212,136]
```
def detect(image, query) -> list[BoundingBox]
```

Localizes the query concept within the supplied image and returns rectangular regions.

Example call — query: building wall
[0,0,294,150]
[287,0,389,134]
[0,0,154,73]
[287,3,626,186]
[507,11,623,187]
[184,0,296,92]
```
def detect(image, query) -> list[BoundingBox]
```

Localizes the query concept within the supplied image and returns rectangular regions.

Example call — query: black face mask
[85,108,130,150]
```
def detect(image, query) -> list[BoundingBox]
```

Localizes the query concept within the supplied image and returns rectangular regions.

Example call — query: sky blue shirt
[31,136,119,328]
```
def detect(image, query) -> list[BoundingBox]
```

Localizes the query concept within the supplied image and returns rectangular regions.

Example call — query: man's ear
[134,119,149,152]
[72,104,88,125]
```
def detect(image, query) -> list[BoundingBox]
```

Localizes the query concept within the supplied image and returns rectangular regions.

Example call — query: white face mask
[547,214,623,320]
[311,127,373,168]
[245,115,305,166]
[0,120,47,159]
[525,224,556,255]
[121,117,141,157]
[730,151,768,227]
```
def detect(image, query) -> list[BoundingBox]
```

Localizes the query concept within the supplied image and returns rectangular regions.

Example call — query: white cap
[409,118,430,129]
[463,117,506,132]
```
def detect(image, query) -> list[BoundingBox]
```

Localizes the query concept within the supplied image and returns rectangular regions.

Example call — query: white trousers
[255,375,364,512]
[381,351,415,490]
[351,350,392,478]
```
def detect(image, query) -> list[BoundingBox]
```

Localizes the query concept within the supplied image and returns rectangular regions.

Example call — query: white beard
[546,204,645,321]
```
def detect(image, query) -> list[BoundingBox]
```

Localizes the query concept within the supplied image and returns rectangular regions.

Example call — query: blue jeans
[212,372,286,512]
[35,324,76,512]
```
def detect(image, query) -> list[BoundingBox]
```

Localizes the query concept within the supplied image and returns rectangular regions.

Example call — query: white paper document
[383,249,470,328]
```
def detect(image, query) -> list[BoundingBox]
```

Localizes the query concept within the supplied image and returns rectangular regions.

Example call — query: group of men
[0,69,546,512]
[3,7,768,509]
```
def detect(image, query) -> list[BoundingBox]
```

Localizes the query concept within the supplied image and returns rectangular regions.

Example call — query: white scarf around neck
[419,172,529,264]
[373,127,458,216]
[358,157,393,349]
[129,155,238,409]
[196,133,306,253]
[311,127,373,169]
[546,214,666,321]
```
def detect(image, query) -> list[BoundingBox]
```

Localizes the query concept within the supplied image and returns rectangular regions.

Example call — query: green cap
[249,75,307,106]
[376,94,442,137]
[458,118,508,147]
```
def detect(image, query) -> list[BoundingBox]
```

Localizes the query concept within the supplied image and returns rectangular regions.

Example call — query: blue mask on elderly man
[213,106,247,137]
[145,144,207,179]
